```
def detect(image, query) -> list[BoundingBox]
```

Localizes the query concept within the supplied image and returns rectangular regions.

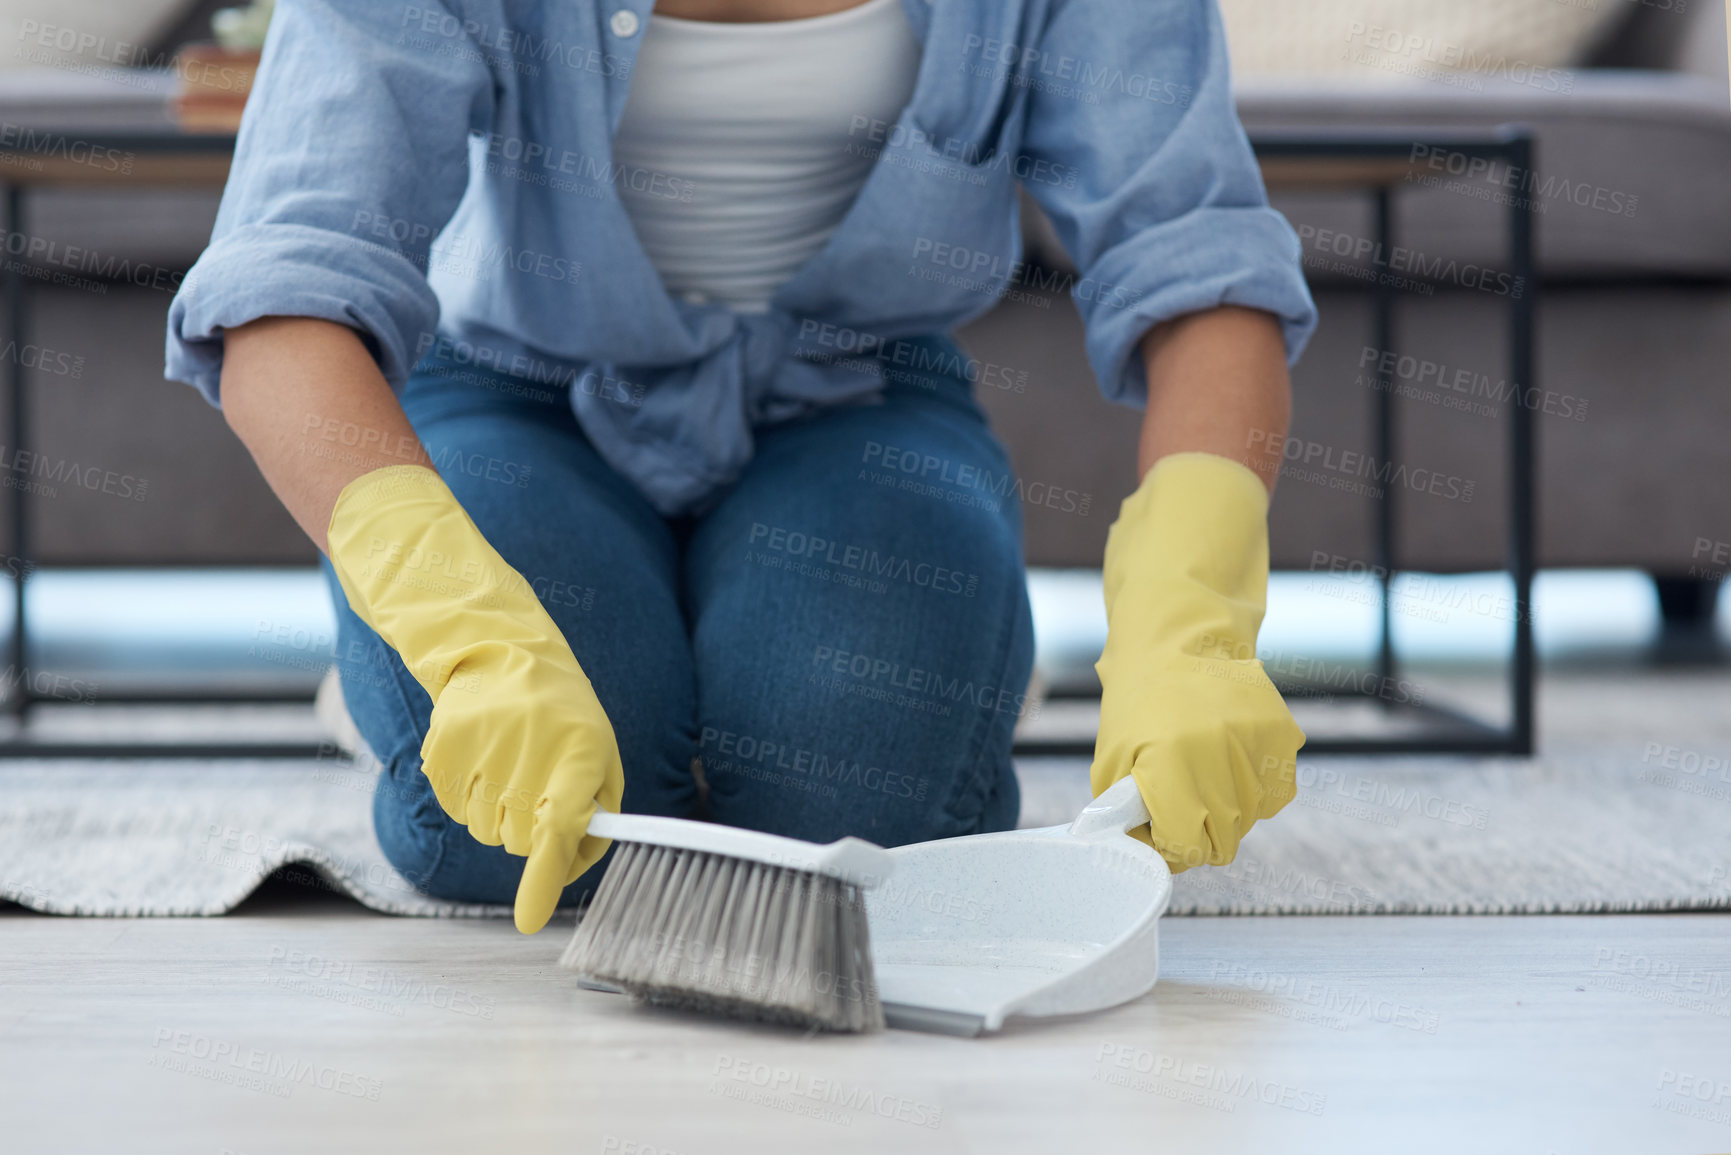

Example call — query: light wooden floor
[4,892,1728,1154]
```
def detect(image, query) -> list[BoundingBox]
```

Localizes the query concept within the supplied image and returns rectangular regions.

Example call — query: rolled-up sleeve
[166,0,494,404]
[1017,0,1317,406]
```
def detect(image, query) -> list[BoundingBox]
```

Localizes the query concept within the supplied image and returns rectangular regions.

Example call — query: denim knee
[369,752,449,896]
[685,343,1035,847]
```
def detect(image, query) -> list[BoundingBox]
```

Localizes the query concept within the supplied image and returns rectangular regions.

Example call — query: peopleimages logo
[476,132,691,202]
[1344,22,1575,93]
[0,228,179,291]
[810,643,1037,720]
[1295,223,1524,298]
[1357,346,1587,422]
[746,523,980,597]
[399,7,631,77]
[1292,763,1490,830]
[844,115,1079,188]
[0,119,133,174]
[862,441,1090,516]
[0,444,148,501]
[149,1028,383,1101]
[710,1056,942,1129]
[793,320,1029,393]
[0,339,82,378]
[958,35,1195,108]
[1247,430,1474,504]
[1406,144,1638,219]
[1093,1044,1327,1115]
[908,237,1145,309]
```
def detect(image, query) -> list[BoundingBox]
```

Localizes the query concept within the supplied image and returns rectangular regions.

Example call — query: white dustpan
[867,776,1170,1036]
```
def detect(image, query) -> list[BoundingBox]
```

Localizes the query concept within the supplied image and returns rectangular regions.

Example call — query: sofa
[5,0,1727,640]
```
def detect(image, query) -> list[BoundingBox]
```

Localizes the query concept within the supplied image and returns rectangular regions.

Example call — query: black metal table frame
[1240,127,1533,756]
[0,127,1535,759]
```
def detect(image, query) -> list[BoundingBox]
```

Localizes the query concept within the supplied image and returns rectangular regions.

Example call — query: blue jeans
[324,336,1034,906]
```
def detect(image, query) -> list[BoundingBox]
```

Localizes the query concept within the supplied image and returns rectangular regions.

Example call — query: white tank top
[610,0,922,313]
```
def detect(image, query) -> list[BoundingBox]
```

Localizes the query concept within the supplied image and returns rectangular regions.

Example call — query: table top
[0,114,1534,191]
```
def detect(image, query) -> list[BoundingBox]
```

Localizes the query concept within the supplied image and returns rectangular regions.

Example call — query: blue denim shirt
[167,0,1316,515]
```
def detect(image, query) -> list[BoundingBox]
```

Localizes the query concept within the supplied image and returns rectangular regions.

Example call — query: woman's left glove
[1090,452,1304,873]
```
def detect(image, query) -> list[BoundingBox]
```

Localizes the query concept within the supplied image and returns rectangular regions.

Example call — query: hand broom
[559,812,893,1033]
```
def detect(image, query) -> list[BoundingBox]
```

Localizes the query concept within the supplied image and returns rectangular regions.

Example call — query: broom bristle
[559,841,884,1033]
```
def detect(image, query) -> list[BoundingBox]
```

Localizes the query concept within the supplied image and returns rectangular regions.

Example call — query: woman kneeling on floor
[167,0,1313,932]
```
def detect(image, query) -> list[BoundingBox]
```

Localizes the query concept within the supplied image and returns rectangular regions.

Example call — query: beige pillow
[1219,0,1627,82]
[1,0,193,72]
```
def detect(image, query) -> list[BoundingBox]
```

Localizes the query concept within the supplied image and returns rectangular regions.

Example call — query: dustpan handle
[1066,775,1150,838]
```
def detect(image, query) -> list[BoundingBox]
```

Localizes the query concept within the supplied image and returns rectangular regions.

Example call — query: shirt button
[609,9,640,37]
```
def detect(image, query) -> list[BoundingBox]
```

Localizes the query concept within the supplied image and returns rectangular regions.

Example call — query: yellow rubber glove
[326,465,624,932]
[1090,452,1304,873]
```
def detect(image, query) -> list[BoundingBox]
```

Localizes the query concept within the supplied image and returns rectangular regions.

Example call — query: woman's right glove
[1090,452,1305,873]
[326,465,624,933]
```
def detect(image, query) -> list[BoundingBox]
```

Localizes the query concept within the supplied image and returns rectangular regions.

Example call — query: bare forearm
[1136,305,1291,493]
[220,317,431,551]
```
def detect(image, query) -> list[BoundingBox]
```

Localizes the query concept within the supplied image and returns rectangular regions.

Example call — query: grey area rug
[4,739,1727,917]
[0,758,507,919]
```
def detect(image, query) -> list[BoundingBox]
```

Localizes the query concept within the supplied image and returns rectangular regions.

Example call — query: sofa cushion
[1587,0,1729,79]
[959,283,1731,574]
[1219,0,1624,79]
[0,1,195,74]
